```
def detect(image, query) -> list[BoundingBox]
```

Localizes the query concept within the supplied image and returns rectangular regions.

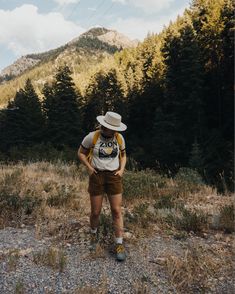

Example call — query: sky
[0,0,191,71]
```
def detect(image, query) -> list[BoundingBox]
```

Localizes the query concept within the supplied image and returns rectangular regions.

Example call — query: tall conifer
[3,79,44,149]
[42,66,82,148]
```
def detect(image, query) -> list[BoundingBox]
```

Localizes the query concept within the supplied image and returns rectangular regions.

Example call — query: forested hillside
[0,0,233,192]
[0,27,137,107]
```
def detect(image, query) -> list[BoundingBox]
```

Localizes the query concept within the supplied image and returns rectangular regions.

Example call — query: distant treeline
[0,0,234,192]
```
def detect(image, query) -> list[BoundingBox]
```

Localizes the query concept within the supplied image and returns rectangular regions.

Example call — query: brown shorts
[88,170,123,196]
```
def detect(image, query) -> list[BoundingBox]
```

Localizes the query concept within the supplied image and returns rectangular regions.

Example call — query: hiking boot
[115,243,126,261]
[89,233,98,251]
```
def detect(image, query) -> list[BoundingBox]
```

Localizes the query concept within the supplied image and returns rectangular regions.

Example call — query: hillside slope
[0,27,137,107]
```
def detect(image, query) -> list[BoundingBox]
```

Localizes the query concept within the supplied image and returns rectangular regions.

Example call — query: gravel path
[0,226,234,294]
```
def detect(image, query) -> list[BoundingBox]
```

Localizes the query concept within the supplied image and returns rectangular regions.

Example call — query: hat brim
[96,116,127,131]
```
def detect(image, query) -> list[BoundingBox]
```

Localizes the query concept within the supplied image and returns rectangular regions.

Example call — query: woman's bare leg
[90,194,103,229]
[108,193,123,238]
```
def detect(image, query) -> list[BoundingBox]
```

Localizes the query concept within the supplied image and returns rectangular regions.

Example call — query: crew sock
[115,237,123,244]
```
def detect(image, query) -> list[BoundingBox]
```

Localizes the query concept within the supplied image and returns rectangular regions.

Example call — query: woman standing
[78,111,127,261]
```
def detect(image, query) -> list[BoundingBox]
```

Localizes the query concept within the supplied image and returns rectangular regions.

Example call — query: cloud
[112,0,174,13]
[88,7,97,11]
[112,0,126,4]
[109,6,186,40]
[0,4,85,57]
[130,0,174,13]
[53,0,80,6]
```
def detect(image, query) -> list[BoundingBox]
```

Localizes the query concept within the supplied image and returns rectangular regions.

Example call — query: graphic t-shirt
[81,131,126,171]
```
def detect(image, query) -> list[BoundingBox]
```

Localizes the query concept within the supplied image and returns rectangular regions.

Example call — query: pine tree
[0,108,8,151]
[189,137,204,173]
[191,0,234,190]
[125,33,165,167]
[42,66,83,148]
[3,79,44,149]
[83,68,126,132]
[153,23,205,168]
[220,0,234,142]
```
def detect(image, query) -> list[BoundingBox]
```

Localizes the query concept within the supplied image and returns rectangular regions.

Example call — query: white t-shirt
[81,131,126,171]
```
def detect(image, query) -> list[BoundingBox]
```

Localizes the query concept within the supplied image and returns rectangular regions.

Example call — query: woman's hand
[114,169,124,177]
[88,166,97,176]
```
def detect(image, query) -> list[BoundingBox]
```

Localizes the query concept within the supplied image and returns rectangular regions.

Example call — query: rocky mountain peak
[0,27,138,82]
[69,26,138,49]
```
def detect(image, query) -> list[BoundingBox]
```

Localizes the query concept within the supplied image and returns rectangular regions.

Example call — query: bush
[126,203,154,229]
[174,167,205,195]
[1,168,23,190]
[123,170,166,201]
[154,194,175,209]
[0,192,42,215]
[46,184,76,207]
[219,205,234,233]
[175,167,204,184]
[0,167,42,225]
[175,208,208,233]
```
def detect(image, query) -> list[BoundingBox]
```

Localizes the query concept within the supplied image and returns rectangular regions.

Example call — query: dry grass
[6,249,20,271]
[164,243,233,293]
[218,204,235,233]
[15,279,25,294]
[0,161,233,241]
[32,246,67,272]
[87,244,106,260]
[0,161,90,234]
[74,286,107,294]
[0,162,234,292]
[132,281,151,294]
[74,275,108,293]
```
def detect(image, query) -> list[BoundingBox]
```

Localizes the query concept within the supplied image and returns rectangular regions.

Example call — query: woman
[78,111,127,261]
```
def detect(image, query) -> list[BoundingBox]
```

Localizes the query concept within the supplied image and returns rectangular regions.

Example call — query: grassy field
[0,161,234,292]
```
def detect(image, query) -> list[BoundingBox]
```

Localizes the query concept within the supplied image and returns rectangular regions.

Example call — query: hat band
[104,118,120,127]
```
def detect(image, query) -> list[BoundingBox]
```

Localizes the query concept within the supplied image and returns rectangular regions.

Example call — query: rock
[147,205,155,214]
[123,232,134,239]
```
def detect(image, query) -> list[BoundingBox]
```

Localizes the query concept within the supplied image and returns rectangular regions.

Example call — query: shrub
[46,184,76,207]
[1,168,23,190]
[0,167,42,224]
[174,167,205,195]
[175,208,208,233]
[126,203,154,229]
[123,170,166,201]
[175,167,204,185]
[0,192,42,215]
[154,194,175,209]
[219,205,234,233]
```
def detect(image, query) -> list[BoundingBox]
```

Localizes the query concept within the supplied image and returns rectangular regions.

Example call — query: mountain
[0,56,41,81]
[0,27,138,107]
[0,27,137,83]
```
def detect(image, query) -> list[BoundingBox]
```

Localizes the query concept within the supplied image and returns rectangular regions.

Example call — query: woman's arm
[78,146,97,176]
[114,150,126,177]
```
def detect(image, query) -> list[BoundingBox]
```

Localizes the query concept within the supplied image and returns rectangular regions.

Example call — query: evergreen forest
[0,0,234,192]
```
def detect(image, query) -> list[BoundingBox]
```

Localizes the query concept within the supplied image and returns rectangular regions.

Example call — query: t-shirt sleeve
[81,132,93,150]
[119,134,126,151]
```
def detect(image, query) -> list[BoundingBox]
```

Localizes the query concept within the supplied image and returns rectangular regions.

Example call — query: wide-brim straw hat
[96,111,127,131]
